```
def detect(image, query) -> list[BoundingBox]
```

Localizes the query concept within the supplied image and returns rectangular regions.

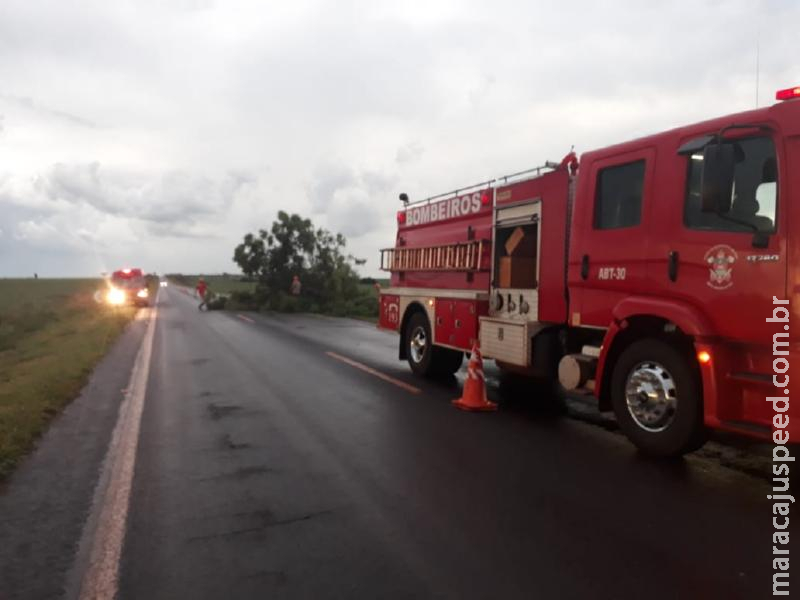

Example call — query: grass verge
[0,279,137,480]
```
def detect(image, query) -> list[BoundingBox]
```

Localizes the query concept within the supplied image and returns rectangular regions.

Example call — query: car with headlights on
[107,268,150,307]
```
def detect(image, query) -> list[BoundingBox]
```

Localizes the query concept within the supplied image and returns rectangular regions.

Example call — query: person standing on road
[196,277,208,311]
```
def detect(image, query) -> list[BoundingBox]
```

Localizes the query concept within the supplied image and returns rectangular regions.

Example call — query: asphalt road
[0,286,783,599]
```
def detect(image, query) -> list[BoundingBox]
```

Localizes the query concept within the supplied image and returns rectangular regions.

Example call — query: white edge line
[74,298,159,600]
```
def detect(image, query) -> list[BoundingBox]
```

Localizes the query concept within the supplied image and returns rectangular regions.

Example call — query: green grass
[0,278,137,479]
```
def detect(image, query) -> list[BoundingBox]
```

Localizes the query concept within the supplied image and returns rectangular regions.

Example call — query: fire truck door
[568,147,656,328]
[650,134,787,343]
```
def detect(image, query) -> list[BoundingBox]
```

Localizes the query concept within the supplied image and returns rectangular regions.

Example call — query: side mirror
[700,143,735,213]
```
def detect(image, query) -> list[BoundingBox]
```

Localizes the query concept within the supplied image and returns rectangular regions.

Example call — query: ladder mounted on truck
[380,239,488,272]
[381,159,570,274]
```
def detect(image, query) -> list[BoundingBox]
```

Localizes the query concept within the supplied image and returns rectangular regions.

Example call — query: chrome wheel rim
[624,361,678,432]
[409,326,427,364]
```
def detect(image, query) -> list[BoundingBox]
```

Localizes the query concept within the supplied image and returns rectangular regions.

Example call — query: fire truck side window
[593,160,645,229]
[684,136,777,233]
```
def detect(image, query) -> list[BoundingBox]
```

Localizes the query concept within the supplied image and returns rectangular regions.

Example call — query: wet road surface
[0,286,781,599]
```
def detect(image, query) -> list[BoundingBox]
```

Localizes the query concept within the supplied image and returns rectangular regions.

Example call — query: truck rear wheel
[405,312,463,377]
[610,338,705,457]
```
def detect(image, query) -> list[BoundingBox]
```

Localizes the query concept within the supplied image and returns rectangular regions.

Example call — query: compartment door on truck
[568,147,656,328]
[490,201,541,321]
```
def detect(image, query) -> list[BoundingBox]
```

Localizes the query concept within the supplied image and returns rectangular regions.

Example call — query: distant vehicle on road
[378,85,800,457]
[107,268,150,307]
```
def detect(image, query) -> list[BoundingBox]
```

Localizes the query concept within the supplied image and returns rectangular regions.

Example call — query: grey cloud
[0,94,98,128]
[307,164,358,213]
[330,191,382,238]
[144,220,224,240]
[395,142,424,165]
[307,162,398,238]
[361,171,395,194]
[36,162,254,230]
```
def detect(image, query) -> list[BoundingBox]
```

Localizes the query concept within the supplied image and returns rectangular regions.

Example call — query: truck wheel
[610,338,705,457]
[405,312,463,377]
[406,312,434,376]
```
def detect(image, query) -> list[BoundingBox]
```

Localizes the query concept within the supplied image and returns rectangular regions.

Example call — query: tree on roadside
[232,211,376,317]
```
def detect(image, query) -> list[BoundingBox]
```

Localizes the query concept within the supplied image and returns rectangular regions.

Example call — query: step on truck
[377,86,800,457]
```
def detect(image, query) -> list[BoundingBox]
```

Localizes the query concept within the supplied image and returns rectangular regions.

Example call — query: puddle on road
[197,465,273,482]
[243,570,289,586]
[219,433,250,450]
[207,403,243,420]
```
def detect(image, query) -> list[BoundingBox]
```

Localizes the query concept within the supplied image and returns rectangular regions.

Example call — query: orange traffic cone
[452,341,497,412]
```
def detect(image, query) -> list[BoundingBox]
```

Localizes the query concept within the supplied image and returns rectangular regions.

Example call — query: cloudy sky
[0,0,796,277]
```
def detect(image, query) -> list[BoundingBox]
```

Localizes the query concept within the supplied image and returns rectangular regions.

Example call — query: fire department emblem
[704,244,737,290]
[387,302,399,324]
[383,297,399,325]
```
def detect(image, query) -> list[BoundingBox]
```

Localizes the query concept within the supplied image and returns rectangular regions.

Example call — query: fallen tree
[232,211,378,318]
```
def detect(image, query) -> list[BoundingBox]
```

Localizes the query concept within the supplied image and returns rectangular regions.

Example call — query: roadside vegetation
[0,278,139,479]
[232,212,380,318]
[173,212,387,320]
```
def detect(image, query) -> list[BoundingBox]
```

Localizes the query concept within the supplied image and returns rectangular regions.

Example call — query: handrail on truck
[400,162,559,209]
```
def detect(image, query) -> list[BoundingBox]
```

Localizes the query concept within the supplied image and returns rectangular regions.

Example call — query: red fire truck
[378,86,800,456]
[106,268,150,307]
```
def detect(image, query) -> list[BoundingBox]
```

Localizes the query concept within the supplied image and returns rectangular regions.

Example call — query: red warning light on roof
[397,210,407,225]
[481,192,491,206]
[776,86,800,101]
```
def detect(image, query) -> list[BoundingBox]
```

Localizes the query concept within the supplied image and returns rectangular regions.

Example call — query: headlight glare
[107,288,126,305]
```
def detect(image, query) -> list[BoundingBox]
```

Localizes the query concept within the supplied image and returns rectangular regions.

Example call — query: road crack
[187,509,334,542]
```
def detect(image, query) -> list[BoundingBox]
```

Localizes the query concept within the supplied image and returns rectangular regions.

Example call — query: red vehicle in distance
[107,268,150,307]
[378,86,800,456]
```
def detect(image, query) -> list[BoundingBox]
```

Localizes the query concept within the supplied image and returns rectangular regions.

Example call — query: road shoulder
[0,314,148,600]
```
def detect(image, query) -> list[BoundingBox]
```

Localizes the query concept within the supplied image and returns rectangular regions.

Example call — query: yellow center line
[236,314,255,324]
[325,351,421,395]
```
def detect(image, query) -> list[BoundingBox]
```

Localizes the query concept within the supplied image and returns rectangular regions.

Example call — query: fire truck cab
[379,87,800,456]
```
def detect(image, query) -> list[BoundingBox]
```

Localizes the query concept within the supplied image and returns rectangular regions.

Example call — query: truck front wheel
[610,338,705,457]
[405,312,463,377]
